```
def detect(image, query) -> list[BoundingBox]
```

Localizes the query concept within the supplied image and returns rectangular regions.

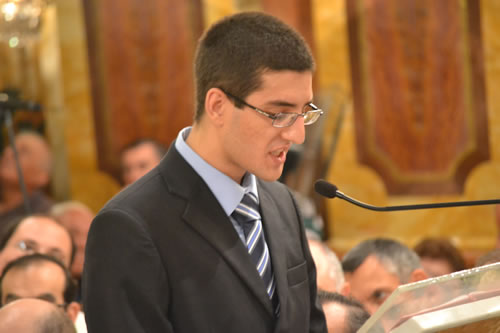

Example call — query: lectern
[358,262,500,332]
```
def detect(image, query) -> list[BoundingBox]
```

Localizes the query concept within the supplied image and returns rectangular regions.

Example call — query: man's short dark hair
[0,253,77,306]
[193,11,315,122]
[342,238,421,284]
[120,138,167,160]
[318,290,370,333]
[0,215,76,266]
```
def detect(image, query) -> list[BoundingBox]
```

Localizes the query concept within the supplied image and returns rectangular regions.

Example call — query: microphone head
[314,179,338,199]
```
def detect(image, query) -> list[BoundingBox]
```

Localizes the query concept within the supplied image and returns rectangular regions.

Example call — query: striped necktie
[232,192,280,316]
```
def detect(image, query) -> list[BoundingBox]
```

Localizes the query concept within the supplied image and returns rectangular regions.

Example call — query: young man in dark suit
[83,12,327,333]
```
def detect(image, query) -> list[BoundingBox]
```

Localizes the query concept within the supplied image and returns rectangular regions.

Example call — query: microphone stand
[334,190,500,212]
[315,179,500,212]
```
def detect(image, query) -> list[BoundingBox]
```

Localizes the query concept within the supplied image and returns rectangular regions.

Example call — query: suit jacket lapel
[160,146,274,315]
[258,183,289,322]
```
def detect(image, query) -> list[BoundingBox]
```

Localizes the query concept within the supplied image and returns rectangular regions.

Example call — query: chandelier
[0,0,48,47]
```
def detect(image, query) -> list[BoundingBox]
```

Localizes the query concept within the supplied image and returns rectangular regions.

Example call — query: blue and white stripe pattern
[232,192,280,316]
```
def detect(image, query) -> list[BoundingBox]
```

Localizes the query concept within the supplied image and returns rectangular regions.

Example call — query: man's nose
[281,117,306,145]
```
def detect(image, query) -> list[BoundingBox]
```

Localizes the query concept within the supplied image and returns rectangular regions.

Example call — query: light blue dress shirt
[175,126,259,243]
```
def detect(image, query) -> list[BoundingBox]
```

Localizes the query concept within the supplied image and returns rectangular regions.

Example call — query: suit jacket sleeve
[82,209,173,332]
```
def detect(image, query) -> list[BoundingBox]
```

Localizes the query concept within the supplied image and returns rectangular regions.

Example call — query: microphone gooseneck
[314,179,500,212]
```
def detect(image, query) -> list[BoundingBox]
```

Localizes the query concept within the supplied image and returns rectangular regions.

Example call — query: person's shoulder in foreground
[83,11,326,333]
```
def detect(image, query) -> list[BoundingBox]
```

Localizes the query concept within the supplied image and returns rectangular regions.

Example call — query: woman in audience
[414,237,466,277]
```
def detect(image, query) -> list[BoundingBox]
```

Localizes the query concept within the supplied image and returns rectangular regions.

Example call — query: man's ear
[66,301,81,323]
[409,268,429,283]
[204,88,227,127]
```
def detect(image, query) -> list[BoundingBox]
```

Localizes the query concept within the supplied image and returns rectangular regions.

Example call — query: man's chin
[254,169,284,182]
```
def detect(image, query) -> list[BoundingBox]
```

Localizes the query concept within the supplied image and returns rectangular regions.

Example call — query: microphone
[314,179,500,212]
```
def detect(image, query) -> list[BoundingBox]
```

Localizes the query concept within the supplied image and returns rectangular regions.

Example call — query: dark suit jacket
[83,145,327,333]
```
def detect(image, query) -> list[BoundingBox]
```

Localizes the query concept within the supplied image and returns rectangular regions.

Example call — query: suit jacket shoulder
[83,145,326,333]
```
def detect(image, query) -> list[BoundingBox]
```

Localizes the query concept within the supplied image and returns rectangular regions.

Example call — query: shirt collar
[175,127,259,216]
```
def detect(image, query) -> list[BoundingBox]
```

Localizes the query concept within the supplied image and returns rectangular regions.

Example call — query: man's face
[0,217,73,274]
[1,261,66,306]
[57,209,93,279]
[344,255,401,314]
[0,134,50,188]
[121,143,162,185]
[218,70,312,183]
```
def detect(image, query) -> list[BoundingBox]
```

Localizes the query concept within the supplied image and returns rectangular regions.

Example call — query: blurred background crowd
[2,0,500,332]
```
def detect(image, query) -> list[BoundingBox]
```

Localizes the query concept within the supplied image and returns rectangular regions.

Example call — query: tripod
[0,89,42,215]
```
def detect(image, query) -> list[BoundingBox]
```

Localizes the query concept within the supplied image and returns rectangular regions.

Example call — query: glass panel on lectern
[358,262,500,332]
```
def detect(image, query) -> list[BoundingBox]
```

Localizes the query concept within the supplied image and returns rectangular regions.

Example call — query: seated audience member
[475,248,500,267]
[0,131,53,231]
[0,215,75,274]
[414,237,466,277]
[120,138,166,186]
[51,201,94,281]
[318,290,370,333]
[0,298,76,333]
[308,238,348,294]
[0,254,80,322]
[342,238,428,314]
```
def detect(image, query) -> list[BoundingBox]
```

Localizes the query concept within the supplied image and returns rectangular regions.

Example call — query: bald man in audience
[0,298,76,333]
[0,131,53,230]
[318,291,370,333]
[308,238,349,294]
[51,201,94,280]
[0,215,75,274]
[120,138,166,186]
[342,238,428,314]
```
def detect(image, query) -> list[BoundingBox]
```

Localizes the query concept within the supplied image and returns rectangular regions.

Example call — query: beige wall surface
[44,0,120,213]
[315,0,500,257]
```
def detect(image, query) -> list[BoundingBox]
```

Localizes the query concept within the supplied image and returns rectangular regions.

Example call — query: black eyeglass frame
[220,88,323,128]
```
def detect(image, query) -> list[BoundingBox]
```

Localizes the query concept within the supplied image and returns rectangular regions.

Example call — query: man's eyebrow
[35,293,57,303]
[4,293,21,303]
[264,99,313,109]
[48,248,64,255]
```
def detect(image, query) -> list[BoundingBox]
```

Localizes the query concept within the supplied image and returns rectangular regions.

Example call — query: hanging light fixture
[0,0,49,47]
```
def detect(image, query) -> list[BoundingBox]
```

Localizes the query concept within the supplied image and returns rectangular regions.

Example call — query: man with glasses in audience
[0,215,75,274]
[84,12,326,333]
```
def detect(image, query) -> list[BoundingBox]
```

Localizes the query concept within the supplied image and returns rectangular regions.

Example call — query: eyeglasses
[221,89,323,128]
[16,240,66,264]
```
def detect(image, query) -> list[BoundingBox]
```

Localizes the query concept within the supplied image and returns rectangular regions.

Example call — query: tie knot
[232,193,261,226]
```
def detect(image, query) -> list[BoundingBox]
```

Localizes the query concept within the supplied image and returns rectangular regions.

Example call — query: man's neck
[186,124,245,184]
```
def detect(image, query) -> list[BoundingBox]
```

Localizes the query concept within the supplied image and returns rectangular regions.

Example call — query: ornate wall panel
[83,0,203,181]
[346,0,489,195]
